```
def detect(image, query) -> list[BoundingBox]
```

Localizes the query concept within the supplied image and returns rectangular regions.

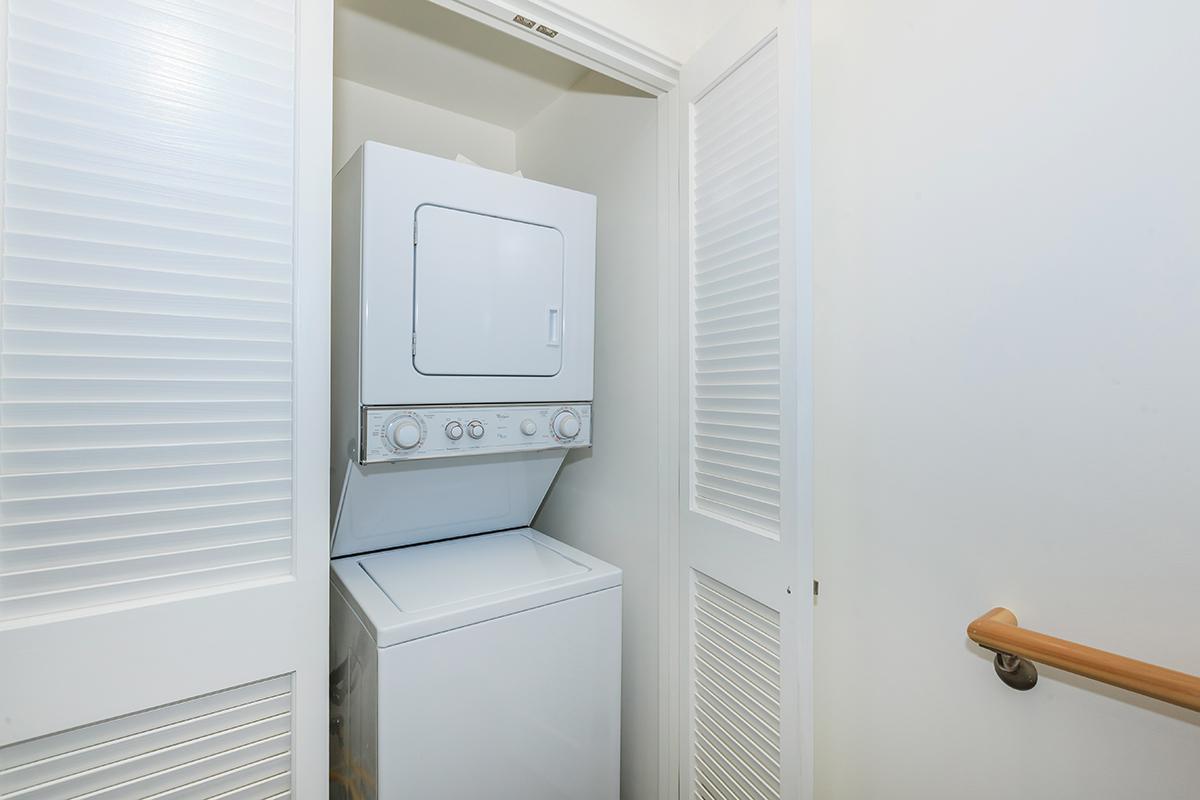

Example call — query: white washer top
[361,530,588,613]
[331,528,622,648]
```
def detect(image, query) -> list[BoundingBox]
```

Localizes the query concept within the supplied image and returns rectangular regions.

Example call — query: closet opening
[332,2,666,798]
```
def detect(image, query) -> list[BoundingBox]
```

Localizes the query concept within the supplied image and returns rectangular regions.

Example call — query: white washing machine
[331,530,621,799]
[329,143,619,800]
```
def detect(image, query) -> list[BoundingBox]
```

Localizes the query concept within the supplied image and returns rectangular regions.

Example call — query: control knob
[552,409,581,441]
[386,415,422,450]
[445,421,464,441]
[467,420,486,440]
[520,419,538,436]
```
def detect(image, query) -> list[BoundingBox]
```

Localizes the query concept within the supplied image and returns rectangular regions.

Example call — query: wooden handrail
[967,607,1200,712]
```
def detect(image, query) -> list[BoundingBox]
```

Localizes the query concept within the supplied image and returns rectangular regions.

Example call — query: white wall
[520,73,662,800]
[813,2,1200,797]
[333,77,515,173]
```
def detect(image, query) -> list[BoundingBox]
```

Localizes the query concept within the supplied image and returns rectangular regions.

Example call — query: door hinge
[411,333,416,355]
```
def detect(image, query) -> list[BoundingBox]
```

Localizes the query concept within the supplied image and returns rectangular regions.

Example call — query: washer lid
[362,530,587,613]
[332,528,622,647]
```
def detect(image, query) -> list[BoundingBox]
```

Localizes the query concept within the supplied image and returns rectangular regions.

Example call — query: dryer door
[413,205,564,377]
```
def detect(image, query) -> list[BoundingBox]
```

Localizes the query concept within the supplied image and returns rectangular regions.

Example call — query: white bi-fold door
[677,1,814,798]
[0,1,330,797]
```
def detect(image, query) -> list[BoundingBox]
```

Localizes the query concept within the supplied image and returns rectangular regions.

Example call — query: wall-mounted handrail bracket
[991,650,1038,691]
[966,606,1200,712]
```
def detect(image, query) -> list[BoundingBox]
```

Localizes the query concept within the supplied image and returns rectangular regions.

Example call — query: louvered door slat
[688,13,785,529]
[1,518,292,572]
[695,449,781,477]
[0,0,296,621]
[696,267,778,300]
[0,676,293,800]
[3,332,291,361]
[0,558,292,619]
[148,766,291,800]
[3,420,291,448]
[6,440,291,472]
[1,499,292,550]
[696,681,780,759]
[692,572,782,800]
[688,32,780,568]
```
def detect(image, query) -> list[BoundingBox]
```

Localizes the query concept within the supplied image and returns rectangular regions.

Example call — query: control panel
[360,403,592,464]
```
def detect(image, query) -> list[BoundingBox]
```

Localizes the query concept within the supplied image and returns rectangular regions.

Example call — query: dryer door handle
[547,308,561,346]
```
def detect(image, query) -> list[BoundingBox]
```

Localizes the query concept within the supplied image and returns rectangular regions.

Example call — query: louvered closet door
[677,2,814,798]
[0,1,331,796]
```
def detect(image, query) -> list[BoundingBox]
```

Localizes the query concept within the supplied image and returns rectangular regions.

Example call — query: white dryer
[334,141,595,409]
[329,143,619,800]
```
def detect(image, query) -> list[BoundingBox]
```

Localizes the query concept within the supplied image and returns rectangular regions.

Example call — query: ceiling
[334,0,592,130]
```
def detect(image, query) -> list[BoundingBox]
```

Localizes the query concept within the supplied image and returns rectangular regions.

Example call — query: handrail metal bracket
[992,650,1038,691]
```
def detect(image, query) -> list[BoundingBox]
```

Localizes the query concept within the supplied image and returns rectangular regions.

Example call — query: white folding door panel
[677,2,813,798]
[0,1,330,796]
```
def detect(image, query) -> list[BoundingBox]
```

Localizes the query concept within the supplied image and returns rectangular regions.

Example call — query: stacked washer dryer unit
[329,142,620,800]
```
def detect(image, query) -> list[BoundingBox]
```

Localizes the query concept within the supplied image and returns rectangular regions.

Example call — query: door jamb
[656,87,682,800]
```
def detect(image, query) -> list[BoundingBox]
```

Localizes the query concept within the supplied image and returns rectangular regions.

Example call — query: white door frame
[657,81,684,800]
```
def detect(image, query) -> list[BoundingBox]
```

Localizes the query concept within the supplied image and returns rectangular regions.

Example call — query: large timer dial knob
[552,409,581,441]
[386,415,422,450]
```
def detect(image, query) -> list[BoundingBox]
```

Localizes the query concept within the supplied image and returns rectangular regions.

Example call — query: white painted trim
[790,1,816,796]
[292,0,333,794]
[657,87,682,800]
[427,0,680,94]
